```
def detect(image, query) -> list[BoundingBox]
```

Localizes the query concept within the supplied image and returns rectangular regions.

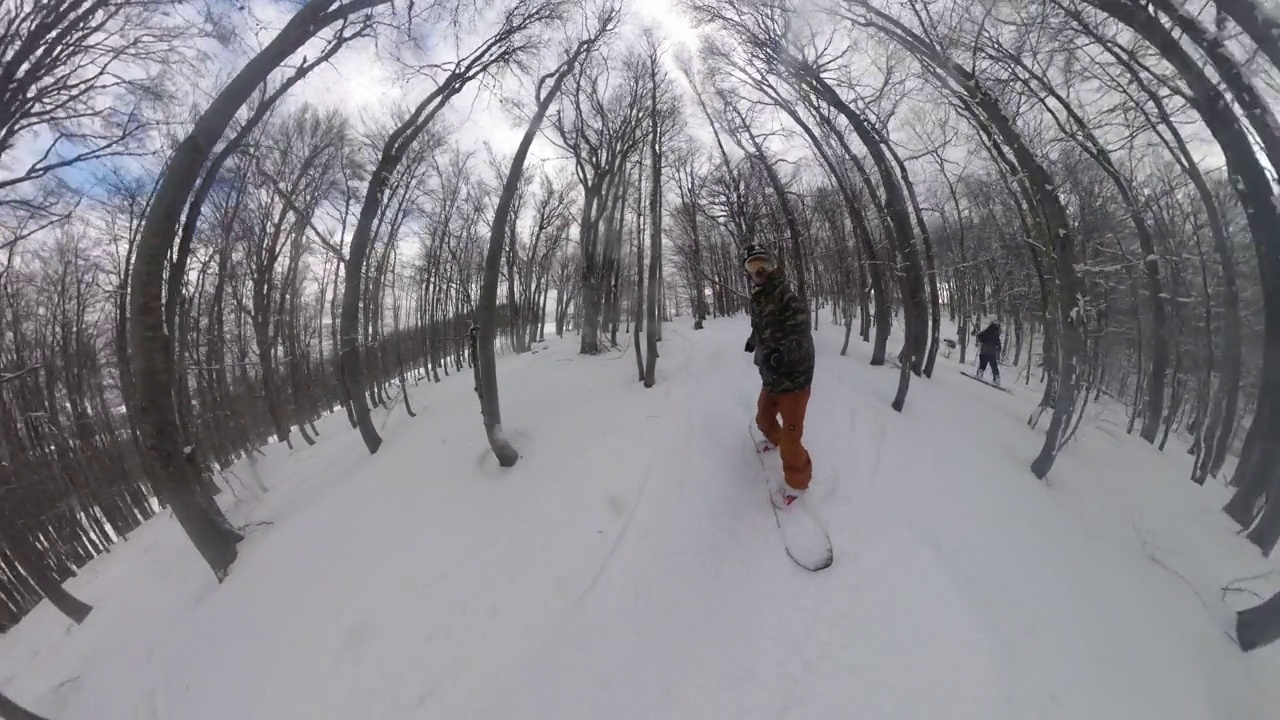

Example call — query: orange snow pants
[756,387,812,491]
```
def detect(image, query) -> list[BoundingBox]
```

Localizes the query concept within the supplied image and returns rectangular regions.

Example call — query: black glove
[745,338,755,353]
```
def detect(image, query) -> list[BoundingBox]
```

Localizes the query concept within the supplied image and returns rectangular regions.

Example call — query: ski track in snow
[2,317,1279,719]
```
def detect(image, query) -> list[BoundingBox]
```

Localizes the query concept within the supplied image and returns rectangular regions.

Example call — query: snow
[4,317,1280,719]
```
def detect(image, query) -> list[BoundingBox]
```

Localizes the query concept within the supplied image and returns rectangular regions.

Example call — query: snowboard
[748,422,834,572]
[961,371,1011,393]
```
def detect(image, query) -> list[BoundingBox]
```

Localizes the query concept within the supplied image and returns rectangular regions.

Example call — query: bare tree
[129,0,393,580]
[698,36,894,364]
[973,21,1171,443]
[668,147,709,329]
[640,30,680,388]
[0,0,184,229]
[341,0,564,454]
[476,4,619,466]
[549,38,651,354]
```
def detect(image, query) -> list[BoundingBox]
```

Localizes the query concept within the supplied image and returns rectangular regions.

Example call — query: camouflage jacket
[748,269,814,394]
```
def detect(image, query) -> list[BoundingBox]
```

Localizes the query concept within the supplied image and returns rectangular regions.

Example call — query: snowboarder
[742,244,815,508]
[975,321,1002,386]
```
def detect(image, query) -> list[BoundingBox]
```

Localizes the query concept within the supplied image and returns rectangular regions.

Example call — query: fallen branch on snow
[236,520,274,533]
[1221,570,1280,601]
[1131,519,1211,614]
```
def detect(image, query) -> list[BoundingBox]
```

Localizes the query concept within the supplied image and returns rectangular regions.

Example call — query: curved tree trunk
[129,0,380,578]
[1078,0,1280,551]
[798,85,927,389]
[1237,589,1280,652]
[884,141,941,377]
[990,43,1170,443]
[0,690,50,720]
[476,20,613,465]
[5,528,91,624]
[341,8,555,452]
[839,3,1085,460]
[744,74,893,362]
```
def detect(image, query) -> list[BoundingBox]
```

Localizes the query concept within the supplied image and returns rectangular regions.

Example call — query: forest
[2,0,1280,715]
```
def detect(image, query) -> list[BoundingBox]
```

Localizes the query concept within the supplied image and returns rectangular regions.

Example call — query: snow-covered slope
[3,317,1278,719]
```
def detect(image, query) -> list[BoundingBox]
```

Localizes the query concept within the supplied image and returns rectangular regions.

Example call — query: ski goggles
[744,257,770,274]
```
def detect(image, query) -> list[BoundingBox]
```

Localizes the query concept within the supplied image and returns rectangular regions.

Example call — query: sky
[262,0,706,169]
[168,0,714,304]
[4,0,1257,259]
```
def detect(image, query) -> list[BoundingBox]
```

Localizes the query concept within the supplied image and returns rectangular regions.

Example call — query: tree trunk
[689,188,707,329]
[990,40,1170,444]
[0,691,51,720]
[339,226,383,453]
[475,29,607,465]
[749,76,891,362]
[7,529,91,624]
[128,0,370,580]
[1237,589,1280,652]
[1078,0,1280,534]
[847,11,1086,476]
[885,143,942,378]
[634,217,646,380]
[644,71,662,388]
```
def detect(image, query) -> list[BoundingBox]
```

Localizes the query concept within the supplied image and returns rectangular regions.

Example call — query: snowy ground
[3,316,1279,719]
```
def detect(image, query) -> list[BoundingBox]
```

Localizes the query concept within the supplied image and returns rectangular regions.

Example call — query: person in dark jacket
[742,244,815,508]
[975,321,1002,386]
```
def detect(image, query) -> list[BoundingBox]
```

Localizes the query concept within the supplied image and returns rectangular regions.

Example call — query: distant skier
[975,321,1003,386]
[742,244,815,508]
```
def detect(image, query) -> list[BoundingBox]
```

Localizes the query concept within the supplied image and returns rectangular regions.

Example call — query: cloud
[250,0,705,167]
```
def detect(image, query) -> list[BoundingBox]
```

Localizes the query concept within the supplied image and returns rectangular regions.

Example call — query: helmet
[742,243,771,266]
